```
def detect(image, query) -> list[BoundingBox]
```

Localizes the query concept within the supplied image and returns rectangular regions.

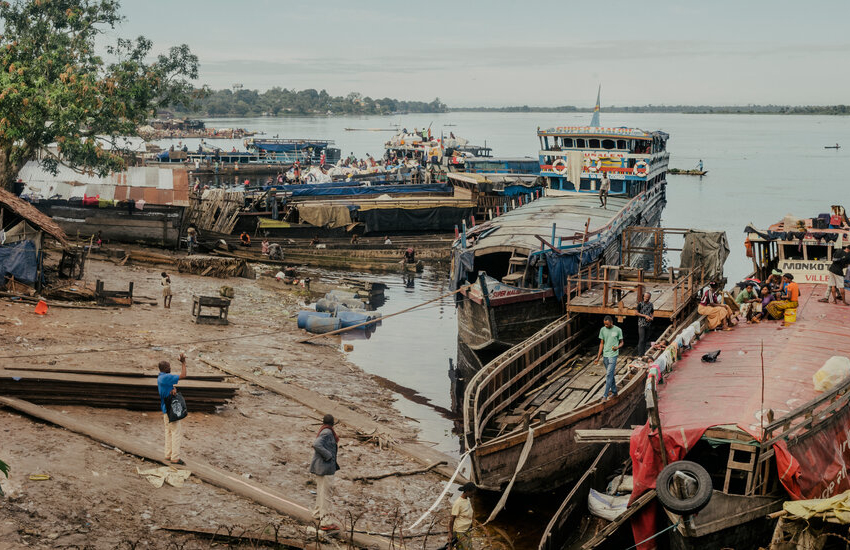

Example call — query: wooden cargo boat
[462,261,703,494]
[452,118,670,378]
[582,213,850,550]
[667,168,708,176]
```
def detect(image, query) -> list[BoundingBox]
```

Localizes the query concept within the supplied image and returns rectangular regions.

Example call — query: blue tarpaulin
[545,244,606,300]
[252,142,329,153]
[0,240,38,284]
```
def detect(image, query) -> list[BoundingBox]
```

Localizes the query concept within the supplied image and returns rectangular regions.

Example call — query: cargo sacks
[359,206,475,234]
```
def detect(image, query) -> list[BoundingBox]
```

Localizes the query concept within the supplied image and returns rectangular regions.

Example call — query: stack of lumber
[185,189,244,234]
[0,368,238,412]
[116,250,250,278]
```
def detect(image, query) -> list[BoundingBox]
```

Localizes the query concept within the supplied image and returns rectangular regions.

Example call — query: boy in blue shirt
[158,353,187,464]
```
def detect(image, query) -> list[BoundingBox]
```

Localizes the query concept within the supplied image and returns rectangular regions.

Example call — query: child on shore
[161,272,172,309]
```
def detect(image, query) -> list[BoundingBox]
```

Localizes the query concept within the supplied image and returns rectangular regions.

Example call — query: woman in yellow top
[766,273,799,324]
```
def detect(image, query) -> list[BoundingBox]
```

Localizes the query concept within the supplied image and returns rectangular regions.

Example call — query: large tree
[0,0,199,189]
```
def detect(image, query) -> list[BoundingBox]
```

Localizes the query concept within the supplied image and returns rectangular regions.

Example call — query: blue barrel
[337,311,373,329]
[305,316,342,334]
[297,310,330,329]
[315,298,338,313]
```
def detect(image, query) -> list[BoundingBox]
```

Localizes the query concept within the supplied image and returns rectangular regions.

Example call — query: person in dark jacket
[310,414,340,530]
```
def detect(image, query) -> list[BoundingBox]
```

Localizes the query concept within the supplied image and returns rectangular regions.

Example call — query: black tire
[655,460,713,515]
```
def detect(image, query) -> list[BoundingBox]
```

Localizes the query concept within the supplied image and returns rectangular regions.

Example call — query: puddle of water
[302,266,462,456]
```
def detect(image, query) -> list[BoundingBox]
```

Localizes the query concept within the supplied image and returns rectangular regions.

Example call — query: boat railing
[564,265,703,318]
[761,375,850,448]
[464,313,584,446]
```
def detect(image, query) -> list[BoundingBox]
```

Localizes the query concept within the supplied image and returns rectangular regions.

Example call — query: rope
[623,519,680,550]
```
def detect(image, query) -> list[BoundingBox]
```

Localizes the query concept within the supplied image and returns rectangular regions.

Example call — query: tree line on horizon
[170,87,448,117]
[172,89,849,117]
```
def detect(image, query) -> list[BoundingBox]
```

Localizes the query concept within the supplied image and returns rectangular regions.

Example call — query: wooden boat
[461,258,704,495]
[588,214,850,550]
[668,168,708,176]
[825,144,841,149]
[452,117,670,378]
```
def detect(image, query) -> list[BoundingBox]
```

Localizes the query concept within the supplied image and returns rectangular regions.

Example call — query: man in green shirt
[595,315,624,400]
[735,282,760,322]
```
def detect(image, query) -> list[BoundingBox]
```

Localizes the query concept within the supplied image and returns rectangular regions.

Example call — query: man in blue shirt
[158,353,187,464]
[595,316,624,401]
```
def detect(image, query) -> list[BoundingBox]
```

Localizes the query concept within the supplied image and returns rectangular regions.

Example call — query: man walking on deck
[820,243,850,305]
[636,293,654,357]
[595,316,624,400]
[598,172,610,209]
[310,414,340,531]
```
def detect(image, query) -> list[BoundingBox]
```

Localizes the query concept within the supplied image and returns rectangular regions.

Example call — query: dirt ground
[0,251,466,549]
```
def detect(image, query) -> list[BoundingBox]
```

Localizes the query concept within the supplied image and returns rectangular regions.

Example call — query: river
[160,112,850,545]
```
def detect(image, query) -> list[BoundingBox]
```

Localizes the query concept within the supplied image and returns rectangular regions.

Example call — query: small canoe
[825,145,841,149]
[668,168,708,176]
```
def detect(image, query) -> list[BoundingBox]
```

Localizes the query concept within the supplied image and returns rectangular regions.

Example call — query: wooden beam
[0,396,391,549]
[581,489,657,549]
[574,429,633,443]
[199,358,462,482]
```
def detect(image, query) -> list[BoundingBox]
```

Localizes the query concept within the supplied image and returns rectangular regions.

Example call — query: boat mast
[589,85,601,127]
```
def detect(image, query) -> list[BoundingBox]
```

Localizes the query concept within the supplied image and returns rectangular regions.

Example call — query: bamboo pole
[297,283,473,343]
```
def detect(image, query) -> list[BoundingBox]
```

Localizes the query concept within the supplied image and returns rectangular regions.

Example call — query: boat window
[609,178,625,194]
[617,140,626,149]
[806,244,830,261]
[562,138,574,148]
[575,138,586,148]
[579,178,593,191]
[589,139,600,149]
[782,244,803,260]
[602,139,616,150]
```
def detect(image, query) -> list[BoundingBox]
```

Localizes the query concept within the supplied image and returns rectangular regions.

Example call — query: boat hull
[470,370,646,494]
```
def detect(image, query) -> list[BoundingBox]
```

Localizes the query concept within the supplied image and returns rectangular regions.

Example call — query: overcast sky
[111,0,849,107]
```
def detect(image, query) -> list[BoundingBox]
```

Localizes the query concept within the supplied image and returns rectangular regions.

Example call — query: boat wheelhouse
[538,126,669,195]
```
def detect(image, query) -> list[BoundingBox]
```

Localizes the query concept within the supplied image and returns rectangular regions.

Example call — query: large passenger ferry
[451,115,670,377]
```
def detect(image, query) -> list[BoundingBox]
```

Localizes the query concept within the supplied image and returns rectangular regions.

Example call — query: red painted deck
[657,283,849,438]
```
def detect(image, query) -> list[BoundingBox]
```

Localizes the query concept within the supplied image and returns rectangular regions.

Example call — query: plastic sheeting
[450,249,476,291]
[544,244,605,300]
[0,240,38,284]
[296,204,352,229]
[679,230,729,281]
[361,206,473,234]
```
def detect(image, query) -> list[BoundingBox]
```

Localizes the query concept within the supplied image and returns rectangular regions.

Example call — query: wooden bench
[192,295,231,325]
[95,280,133,307]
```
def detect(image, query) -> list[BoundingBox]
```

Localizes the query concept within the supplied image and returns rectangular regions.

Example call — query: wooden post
[649,382,668,467]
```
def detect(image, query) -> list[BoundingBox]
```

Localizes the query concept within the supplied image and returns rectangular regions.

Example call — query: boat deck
[486,352,635,439]
[657,283,844,436]
[564,264,703,321]
[467,194,631,253]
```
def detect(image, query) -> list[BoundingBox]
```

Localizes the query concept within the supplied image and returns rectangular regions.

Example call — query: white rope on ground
[485,427,534,524]
[408,447,474,530]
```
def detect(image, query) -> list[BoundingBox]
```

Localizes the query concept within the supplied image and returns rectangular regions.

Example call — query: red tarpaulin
[629,284,850,550]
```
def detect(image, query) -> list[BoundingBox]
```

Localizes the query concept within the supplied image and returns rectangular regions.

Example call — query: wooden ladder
[723,443,757,494]
[503,249,529,286]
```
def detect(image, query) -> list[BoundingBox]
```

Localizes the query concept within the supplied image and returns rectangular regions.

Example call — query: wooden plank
[199,358,462,482]
[575,429,633,443]
[5,365,225,381]
[581,490,657,549]
[0,397,390,549]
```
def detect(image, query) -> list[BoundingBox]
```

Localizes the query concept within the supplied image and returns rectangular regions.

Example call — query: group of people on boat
[698,271,803,330]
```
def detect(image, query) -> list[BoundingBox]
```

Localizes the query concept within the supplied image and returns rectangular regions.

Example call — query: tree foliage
[172,87,447,117]
[0,0,199,189]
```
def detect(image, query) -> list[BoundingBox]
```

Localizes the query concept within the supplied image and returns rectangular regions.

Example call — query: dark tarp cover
[361,206,474,234]
[679,230,729,282]
[0,240,38,284]
[450,248,476,291]
[544,244,606,300]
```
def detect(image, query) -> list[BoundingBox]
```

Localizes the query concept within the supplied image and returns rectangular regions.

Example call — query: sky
[109,0,850,107]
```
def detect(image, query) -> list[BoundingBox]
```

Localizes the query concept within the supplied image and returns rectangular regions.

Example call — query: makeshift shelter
[0,188,68,290]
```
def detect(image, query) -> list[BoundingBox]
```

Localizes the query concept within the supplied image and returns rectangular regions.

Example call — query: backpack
[165,392,188,423]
